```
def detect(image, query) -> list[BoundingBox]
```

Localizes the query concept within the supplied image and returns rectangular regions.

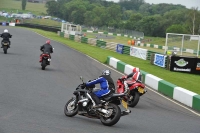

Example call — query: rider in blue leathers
[85,70,115,108]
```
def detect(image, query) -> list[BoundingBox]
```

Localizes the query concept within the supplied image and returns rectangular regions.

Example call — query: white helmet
[102,69,111,76]
[4,29,8,33]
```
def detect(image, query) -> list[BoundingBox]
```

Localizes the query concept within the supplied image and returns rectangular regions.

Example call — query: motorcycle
[41,53,51,70]
[64,76,131,126]
[117,73,147,108]
[0,34,12,54]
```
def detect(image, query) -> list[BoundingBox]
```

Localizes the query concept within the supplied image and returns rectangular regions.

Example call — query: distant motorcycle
[40,53,51,70]
[0,34,12,54]
[64,76,131,126]
[40,48,54,70]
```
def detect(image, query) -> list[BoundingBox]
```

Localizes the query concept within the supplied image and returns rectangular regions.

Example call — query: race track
[0,26,199,133]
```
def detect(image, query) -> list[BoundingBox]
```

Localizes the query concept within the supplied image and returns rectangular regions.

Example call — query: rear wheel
[41,59,46,70]
[64,98,78,117]
[3,46,7,54]
[128,91,140,107]
[100,103,121,126]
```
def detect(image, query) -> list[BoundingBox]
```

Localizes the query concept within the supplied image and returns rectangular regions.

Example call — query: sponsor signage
[9,23,15,26]
[116,44,124,54]
[170,56,200,74]
[195,58,200,74]
[130,46,147,60]
[2,22,6,26]
[154,54,166,68]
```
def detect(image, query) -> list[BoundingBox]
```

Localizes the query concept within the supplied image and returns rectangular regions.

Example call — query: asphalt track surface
[0,26,200,133]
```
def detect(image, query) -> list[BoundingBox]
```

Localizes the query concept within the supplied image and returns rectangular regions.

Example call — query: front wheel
[3,46,7,54]
[64,98,78,117]
[100,103,121,126]
[128,91,140,107]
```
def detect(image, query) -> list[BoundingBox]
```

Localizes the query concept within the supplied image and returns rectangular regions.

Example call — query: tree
[150,3,186,15]
[186,7,199,35]
[84,11,96,26]
[137,15,163,36]
[119,0,145,11]
[138,3,151,15]
[125,13,143,30]
[106,4,122,27]
[166,24,187,34]
[71,5,87,24]
[163,9,187,25]
[46,1,59,16]
[64,0,88,24]
[22,0,27,10]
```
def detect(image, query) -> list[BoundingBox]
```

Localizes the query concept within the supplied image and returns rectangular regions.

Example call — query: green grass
[0,16,15,22]
[28,28,200,94]
[23,19,61,27]
[0,0,47,15]
[144,36,166,45]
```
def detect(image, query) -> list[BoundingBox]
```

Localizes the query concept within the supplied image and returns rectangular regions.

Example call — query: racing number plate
[4,43,8,45]
[138,87,144,94]
[122,99,128,109]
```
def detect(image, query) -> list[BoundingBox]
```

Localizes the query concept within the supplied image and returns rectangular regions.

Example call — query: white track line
[34,31,200,117]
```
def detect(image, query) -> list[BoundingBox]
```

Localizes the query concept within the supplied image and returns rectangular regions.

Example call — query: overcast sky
[107,0,200,9]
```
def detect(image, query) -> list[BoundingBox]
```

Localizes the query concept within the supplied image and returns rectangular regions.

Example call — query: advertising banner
[130,46,147,60]
[9,23,15,26]
[116,44,124,54]
[154,54,166,68]
[170,56,197,74]
[2,22,6,26]
[194,58,200,74]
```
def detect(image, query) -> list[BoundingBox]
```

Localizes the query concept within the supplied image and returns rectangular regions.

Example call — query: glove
[122,75,127,79]
[119,76,127,80]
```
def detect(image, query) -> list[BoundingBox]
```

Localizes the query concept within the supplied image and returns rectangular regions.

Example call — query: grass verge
[29,28,200,94]
[0,0,47,15]
[23,19,61,27]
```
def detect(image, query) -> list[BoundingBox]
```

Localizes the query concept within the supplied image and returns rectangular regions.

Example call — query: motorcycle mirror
[80,76,84,82]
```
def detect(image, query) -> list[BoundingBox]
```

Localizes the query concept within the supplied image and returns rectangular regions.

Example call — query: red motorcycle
[40,53,51,70]
[117,71,147,107]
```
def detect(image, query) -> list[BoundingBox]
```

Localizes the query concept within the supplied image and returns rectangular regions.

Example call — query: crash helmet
[133,67,140,73]
[102,69,111,76]
[4,29,8,33]
[46,40,50,44]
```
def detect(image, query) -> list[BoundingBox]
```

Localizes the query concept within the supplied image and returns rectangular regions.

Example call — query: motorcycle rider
[121,67,142,82]
[39,40,53,62]
[0,29,12,48]
[85,69,115,108]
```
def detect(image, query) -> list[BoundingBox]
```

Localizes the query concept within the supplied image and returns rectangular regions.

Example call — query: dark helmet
[46,40,50,44]
[102,69,111,76]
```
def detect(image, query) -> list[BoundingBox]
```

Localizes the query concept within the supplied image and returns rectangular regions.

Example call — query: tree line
[45,0,200,37]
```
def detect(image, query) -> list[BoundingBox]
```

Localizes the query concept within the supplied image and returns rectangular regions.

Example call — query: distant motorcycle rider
[0,29,12,48]
[39,40,53,62]
[85,70,115,108]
